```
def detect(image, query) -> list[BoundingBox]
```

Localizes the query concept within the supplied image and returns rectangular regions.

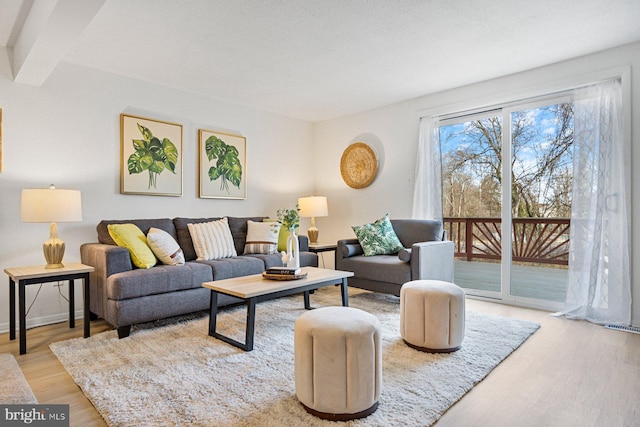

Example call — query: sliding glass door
[439,97,573,310]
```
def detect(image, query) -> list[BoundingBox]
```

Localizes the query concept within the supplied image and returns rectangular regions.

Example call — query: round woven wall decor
[340,142,378,189]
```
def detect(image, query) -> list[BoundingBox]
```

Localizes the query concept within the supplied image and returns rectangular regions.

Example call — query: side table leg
[69,279,75,329]
[83,274,90,338]
[19,281,26,355]
[9,278,16,340]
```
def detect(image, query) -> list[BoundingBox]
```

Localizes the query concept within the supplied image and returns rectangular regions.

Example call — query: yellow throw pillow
[108,223,157,269]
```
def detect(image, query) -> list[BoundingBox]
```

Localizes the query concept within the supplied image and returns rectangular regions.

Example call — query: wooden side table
[308,243,338,268]
[4,262,94,354]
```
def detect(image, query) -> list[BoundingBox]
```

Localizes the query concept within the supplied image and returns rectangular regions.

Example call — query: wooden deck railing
[443,217,570,266]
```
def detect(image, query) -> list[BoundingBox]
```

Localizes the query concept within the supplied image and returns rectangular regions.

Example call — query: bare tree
[441,103,574,219]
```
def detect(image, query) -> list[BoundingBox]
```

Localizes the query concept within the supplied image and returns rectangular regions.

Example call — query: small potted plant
[276,204,300,231]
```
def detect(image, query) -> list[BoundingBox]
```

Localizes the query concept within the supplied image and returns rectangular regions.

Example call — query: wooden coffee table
[202,267,354,351]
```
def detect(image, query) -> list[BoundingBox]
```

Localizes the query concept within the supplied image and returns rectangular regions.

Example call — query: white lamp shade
[298,196,328,218]
[21,188,83,223]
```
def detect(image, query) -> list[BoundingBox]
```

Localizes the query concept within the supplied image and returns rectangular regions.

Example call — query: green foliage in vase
[127,123,178,189]
[205,135,242,193]
[276,204,300,230]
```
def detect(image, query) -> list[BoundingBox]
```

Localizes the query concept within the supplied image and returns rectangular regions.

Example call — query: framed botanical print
[120,114,183,196]
[198,129,247,199]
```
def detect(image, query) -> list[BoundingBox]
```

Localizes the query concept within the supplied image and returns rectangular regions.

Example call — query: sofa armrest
[411,240,455,283]
[80,243,133,318]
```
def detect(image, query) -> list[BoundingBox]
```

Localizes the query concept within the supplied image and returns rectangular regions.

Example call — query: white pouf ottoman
[294,306,382,421]
[400,279,465,353]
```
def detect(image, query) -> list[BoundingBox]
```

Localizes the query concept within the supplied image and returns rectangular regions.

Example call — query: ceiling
[2,0,640,122]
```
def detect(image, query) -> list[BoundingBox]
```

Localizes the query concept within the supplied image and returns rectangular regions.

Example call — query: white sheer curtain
[561,79,631,325]
[412,116,442,221]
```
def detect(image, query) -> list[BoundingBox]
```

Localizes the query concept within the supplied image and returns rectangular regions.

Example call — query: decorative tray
[262,272,308,281]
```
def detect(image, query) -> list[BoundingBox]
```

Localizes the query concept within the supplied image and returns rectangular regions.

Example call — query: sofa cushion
[352,214,404,256]
[106,262,213,300]
[197,256,265,280]
[174,216,267,261]
[147,227,185,265]
[339,254,411,285]
[98,218,177,246]
[188,218,237,260]
[107,223,157,269]
[243,220,280,254]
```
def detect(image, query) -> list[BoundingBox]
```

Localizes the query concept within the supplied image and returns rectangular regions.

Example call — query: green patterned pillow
[352,214,404,256]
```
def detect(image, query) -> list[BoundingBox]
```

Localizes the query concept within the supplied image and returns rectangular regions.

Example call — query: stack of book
[262,266,306,280]
[265,267,302,275]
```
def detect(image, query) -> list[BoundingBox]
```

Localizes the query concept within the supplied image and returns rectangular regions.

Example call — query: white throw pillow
[146,227,185,266]
[187,217,237,261]
[244,220,280,254]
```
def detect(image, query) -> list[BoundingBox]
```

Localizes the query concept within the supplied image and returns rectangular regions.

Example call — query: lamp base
[308,227,319,244]
[45,262,65,269]
[43,235,65,269]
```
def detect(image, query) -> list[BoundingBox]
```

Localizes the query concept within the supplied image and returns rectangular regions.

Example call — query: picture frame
[120,113,183,196]
[198,129,246,199]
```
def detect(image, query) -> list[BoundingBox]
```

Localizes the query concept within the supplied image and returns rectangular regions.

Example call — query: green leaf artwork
[205,135,242,193]
[127,123,178,189]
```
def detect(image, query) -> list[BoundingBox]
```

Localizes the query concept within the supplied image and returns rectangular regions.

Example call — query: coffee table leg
[304,291,311,309]
[208,290,219,336]
[245,297,256,351]
[341,279,349,307]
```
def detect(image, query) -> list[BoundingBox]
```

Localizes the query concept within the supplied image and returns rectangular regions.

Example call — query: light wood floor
[1,299,639,427]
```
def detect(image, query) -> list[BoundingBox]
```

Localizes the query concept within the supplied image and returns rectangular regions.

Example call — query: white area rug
[0,353,38,404]
[51,287,539,426]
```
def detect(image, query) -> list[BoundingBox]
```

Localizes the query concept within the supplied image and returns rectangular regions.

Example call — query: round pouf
[400,280,465,353]
[294,306,381,421]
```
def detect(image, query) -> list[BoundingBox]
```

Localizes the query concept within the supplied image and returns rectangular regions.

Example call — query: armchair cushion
[352,214,404,256]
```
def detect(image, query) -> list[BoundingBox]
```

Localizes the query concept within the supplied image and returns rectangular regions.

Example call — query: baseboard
[0,309,86,335]
[604,324,640,334]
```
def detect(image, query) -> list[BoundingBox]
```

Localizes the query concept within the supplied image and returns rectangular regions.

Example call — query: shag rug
[0,353,38,404]
[51,287,539,426]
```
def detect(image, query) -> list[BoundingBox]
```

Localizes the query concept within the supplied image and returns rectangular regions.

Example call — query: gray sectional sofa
[336,219,454,296]
[80,216,317,338]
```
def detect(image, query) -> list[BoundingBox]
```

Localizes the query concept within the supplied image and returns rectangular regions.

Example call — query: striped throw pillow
[187,217,237,261]
[244,220,280,254]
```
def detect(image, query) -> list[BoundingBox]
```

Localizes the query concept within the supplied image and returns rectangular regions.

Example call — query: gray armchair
[336,219,454,296]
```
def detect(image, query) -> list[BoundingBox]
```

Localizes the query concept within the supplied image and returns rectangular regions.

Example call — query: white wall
[315,42,640,326]
[0,62,315,332]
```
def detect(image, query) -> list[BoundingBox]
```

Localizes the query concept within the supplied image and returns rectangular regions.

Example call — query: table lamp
[21,185,83,268]
[298,196,328,244]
